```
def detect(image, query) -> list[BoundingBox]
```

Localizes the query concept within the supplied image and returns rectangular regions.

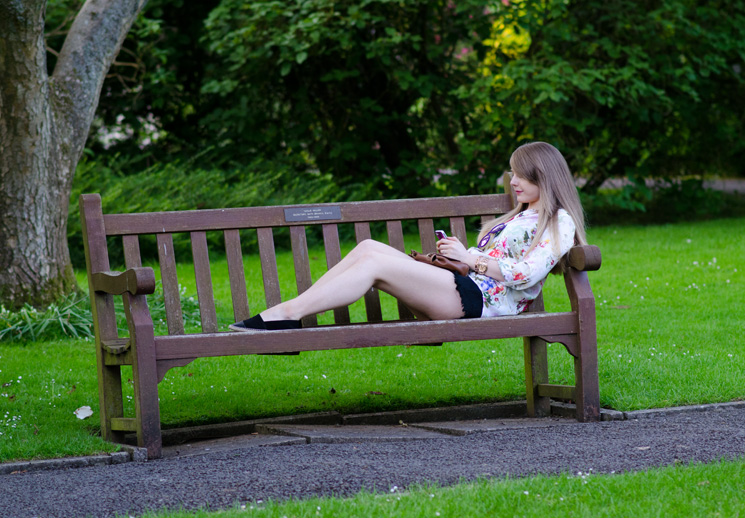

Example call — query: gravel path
[2,405,745,518]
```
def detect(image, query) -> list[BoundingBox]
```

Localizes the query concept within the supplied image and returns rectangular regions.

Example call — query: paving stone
[162,434,306,458]
[411,417,577,436]
[256,424,451,443]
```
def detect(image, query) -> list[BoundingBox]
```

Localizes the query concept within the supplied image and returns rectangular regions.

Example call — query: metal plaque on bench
[284,206,342,222]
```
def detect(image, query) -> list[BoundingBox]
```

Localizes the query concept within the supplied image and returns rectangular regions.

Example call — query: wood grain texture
[224,230,250,322]
[102,194,514,235]
[322,223,351,324]
[257,228,281,308]
[355,222,383,323]
[156,233,184,335]
[290,226,317,328]
[191,231,218,333]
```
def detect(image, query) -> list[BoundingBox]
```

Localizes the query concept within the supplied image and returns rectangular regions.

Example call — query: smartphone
[435,230,447,240]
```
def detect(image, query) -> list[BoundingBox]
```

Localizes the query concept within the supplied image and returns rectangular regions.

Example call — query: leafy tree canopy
[53,0,745,199]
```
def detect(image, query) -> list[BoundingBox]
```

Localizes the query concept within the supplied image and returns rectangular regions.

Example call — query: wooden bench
[80,183,602,459]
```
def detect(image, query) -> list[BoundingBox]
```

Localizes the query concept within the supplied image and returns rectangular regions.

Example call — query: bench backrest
[80,188,518,336]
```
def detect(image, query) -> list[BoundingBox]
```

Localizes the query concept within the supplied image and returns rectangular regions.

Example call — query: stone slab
[162,434,306,458]
[256,424,452,444]
[147,411,342,446]
[411,417,577,436]
[625,401,745,420]
[342,401,526,426]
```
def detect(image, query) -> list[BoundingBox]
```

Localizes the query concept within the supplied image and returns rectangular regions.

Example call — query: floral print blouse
[467,208,576,317]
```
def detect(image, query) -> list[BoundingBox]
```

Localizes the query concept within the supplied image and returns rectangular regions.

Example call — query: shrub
[68,154,352,268]
[0,283,203,343]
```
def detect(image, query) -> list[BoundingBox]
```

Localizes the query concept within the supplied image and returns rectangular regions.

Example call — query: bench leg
[97,361,125,444]
[573,337,601,422]
[125,293,163,459]
[523,336,550,417]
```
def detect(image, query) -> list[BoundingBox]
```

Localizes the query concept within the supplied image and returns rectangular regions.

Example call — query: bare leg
[261,239,465,321]
[302,239,405,293]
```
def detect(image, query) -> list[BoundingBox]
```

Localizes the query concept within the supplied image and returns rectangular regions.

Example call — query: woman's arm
[436,237,506,282]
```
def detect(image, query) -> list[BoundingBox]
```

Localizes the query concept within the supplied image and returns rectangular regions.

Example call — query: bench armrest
[91,267,156,296]
[567,245,602,272]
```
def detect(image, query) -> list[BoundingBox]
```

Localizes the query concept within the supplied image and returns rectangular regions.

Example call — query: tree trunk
[0,0,147,310]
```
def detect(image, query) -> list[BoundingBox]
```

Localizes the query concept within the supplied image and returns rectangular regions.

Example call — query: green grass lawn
[1,218,744,464]
[135,459,745,518]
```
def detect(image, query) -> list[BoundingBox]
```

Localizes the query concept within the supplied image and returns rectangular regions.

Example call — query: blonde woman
[230,141,586,331]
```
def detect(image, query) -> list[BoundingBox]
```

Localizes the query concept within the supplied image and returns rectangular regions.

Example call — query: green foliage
[0,283,203,343]
[68,152,350,268]
[49,0,745,204]
[460,0,745,195]
[200,0,496,197]
[0,294,92,342]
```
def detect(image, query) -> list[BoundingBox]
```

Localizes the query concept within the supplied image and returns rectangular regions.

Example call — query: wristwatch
[475,255,489,275]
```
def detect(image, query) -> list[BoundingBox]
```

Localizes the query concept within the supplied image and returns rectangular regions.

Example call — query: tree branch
[49,0,149,145]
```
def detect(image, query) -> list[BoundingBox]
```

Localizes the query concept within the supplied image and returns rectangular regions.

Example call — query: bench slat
[102,194,514,235]
[290,226,318,327]
[224,230,250,322]
[156,233,184,335]
[385,221,416,321]
[122,235,142,268]
[418,218,437,253]
[355,222,383,323]
[449,217,469,248]
[322,223,351,324]
[191,231,218,333]
[257,227,282,308]
[153,313,579,359]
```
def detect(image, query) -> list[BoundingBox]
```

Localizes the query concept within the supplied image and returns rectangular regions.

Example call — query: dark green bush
[68,154,355,268]
[582,179,745,227]
[0,282,203,342]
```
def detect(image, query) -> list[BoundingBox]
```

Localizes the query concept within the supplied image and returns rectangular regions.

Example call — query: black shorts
[452,272,483,319]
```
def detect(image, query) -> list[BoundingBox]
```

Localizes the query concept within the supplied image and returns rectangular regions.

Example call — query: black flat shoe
[228,314,301,332]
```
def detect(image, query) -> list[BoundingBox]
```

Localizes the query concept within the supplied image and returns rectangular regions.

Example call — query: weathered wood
[79,194,124,444]
[565,269,600,422]
[110,417,138,432]
[224,230,250,323]
[103,194,515,235]
[154,313,579,359]
[91,268,155,296]
[355,222,383,323]
[418,218,437,254]
[524,294,550,417]
[322,223,351,324]
[386,220,416,321]
[191,231,218,333]
[122,235,142,268]
[101,338,130,355]
[123,292,161,459]
[568,245,602,272]
[257,228,281,308]
[449,217,469,248]
[290,226,317,328]
[156,233,184,335]
[537,384,576,401]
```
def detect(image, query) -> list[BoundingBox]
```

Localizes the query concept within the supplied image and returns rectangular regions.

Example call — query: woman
[229,141,586,331]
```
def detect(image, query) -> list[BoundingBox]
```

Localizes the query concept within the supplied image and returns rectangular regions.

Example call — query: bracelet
[474,255,489,275]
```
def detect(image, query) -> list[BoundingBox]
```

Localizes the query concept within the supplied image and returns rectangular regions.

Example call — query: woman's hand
[436,236,471,264]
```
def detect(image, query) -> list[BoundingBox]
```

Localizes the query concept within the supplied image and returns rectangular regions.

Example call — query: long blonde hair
[477,141,586,272]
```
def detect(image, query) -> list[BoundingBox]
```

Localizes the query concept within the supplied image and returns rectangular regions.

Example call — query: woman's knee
[355,239,388,253]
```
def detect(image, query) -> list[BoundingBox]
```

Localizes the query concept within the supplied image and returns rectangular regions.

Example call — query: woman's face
[510,172,541,209]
